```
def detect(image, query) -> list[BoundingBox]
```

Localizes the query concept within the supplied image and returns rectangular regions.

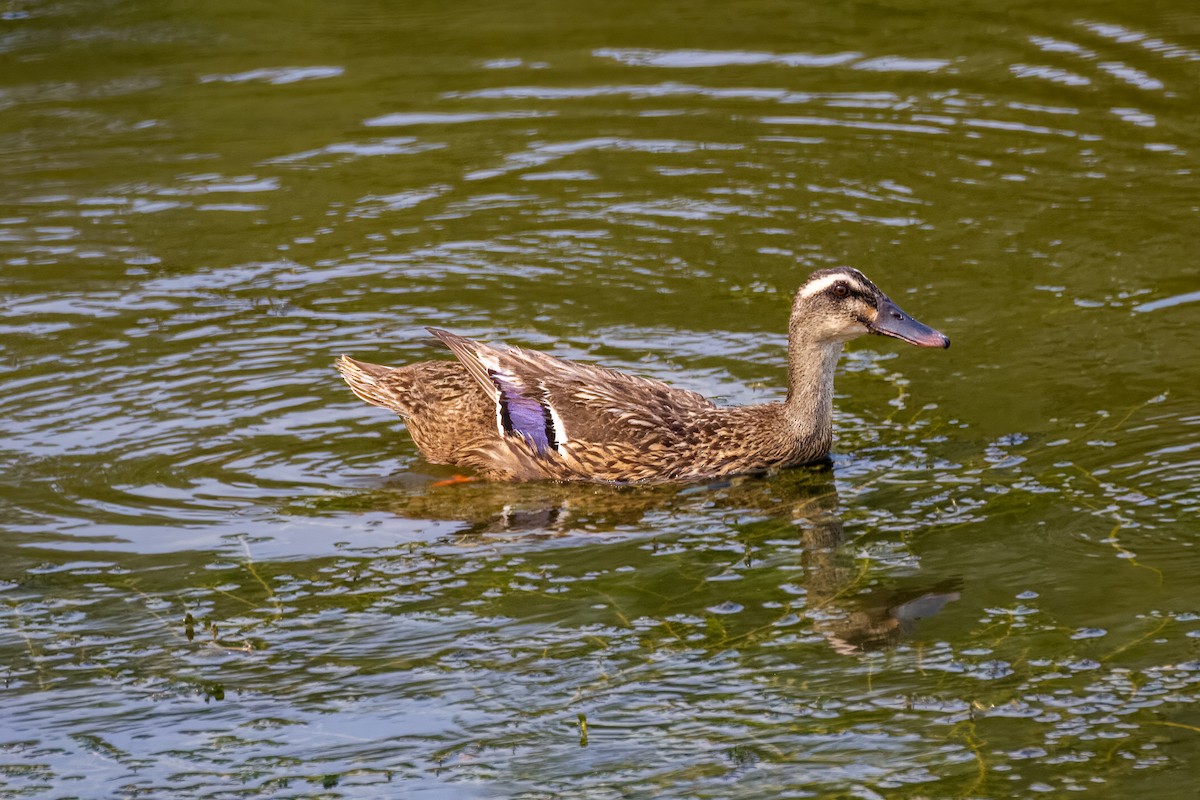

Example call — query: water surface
[2,0,1199,797]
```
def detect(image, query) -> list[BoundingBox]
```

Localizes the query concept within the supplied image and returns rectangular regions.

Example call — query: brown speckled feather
[337,268,949,483]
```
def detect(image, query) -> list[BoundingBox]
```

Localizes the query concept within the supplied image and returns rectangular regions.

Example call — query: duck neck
[784,334,844,448]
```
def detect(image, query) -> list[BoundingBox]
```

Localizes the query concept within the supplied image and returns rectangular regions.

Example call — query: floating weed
[1100,523,1164,583]
[2,600,49,691]
[240,536,284,621]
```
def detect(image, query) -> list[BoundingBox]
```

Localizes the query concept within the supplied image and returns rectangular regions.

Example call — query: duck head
[790,267,950,349]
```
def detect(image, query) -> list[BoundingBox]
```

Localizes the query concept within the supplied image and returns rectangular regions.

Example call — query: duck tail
[336,355,412,415]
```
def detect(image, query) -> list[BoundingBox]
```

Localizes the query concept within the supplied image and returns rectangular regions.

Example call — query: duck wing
[427,328,716,458]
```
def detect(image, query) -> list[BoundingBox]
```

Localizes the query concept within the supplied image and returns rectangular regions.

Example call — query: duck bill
[869,298,950,348]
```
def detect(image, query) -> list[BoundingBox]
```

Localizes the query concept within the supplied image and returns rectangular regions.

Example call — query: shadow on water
[307,464,962,654]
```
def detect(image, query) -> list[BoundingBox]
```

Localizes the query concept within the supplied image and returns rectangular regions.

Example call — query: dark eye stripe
[828,281,868,300]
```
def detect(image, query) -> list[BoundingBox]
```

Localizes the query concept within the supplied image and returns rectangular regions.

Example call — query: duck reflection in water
[336,465,960,654]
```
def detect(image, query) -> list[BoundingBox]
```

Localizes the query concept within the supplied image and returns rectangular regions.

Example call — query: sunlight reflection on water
[1,0,1199,797]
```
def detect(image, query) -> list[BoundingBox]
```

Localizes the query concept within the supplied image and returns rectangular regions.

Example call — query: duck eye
[832,282,850,298]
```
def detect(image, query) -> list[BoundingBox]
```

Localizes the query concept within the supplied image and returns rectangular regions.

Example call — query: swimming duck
[337,267,949,484]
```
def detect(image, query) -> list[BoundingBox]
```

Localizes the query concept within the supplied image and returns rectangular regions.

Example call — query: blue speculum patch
[491,371,555,453]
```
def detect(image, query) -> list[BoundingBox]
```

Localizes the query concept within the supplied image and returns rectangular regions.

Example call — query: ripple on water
[5,533,1198,796]
[3,3,1200,798]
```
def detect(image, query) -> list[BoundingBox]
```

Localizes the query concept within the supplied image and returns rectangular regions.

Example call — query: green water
[2,0,1199,796]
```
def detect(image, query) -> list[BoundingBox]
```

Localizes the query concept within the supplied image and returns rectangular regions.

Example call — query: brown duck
[337,267,949,484]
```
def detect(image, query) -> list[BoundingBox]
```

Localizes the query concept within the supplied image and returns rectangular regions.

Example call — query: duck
[337,267,949,484]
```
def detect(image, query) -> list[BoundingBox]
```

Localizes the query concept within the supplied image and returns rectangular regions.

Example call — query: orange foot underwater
[430,474,479,488]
